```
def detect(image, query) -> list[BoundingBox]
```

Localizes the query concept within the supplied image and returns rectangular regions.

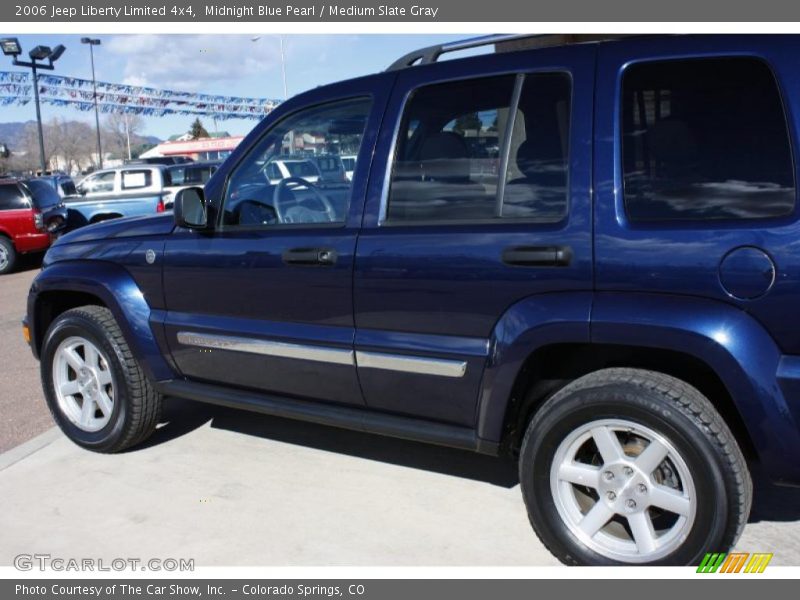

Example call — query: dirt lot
[0,260,53,453]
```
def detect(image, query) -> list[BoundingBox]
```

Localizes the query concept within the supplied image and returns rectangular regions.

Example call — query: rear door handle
[502,245,572,267]
[282,247,338,266]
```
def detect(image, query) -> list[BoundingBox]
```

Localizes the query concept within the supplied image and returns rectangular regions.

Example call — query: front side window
[386,72,571,223]
[222,98,371,228]
[622,57,795,221]
[79,171,116,194]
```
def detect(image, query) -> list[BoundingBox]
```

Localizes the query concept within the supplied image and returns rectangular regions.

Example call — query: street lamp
[81,38,103,169]
[0,37,66,174]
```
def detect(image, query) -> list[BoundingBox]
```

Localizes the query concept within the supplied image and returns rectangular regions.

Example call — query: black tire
[0,236,17,275]
[519,368,751,566]
[40,305,162,452]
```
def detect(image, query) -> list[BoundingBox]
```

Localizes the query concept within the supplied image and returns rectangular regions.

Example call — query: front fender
[28,260,174,382]
[591,292,800,485]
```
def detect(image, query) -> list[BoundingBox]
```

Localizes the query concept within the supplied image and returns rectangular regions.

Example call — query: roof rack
[386,34,547,71]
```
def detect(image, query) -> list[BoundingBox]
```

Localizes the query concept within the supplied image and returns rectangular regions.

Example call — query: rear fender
[591,292,800,485]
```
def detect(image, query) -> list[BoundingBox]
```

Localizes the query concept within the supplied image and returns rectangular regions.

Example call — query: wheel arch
[477,291,800,484]
[89,213,123,224]
[29,260,174,382]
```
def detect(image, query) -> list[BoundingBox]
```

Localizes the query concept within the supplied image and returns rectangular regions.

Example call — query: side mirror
[173,187,208,229]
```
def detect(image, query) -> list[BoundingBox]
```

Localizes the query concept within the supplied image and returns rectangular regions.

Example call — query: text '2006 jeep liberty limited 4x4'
[23,35,800,565]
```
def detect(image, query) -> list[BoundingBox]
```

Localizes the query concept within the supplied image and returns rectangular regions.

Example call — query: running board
[156,379,499,455]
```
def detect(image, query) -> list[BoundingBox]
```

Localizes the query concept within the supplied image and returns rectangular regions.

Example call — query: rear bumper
[13,232,51,254]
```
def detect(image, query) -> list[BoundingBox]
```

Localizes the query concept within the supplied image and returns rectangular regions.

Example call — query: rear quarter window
[24,181,61,208]
[121,169,153,190]
[0,184,29,210]
[621,57,796,222]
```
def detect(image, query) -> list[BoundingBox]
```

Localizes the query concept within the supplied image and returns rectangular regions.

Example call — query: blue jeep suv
[23,34,800,566]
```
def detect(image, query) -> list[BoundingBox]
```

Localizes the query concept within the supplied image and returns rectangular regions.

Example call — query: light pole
[81,38,103,169]
[0,38,65,175]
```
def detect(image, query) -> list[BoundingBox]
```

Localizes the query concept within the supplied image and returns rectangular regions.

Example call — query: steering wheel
[272,177,336,224]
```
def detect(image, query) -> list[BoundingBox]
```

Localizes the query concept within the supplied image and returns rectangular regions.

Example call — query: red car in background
[0,178,53,274]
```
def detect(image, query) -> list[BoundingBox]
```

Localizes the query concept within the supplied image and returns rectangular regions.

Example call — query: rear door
[354,45,596,427]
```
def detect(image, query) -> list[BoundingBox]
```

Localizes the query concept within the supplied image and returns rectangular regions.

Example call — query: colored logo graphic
[697,552,773,573]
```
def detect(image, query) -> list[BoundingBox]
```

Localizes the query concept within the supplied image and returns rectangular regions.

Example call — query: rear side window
[59,179,77,196]
[23,181,61,208]
[184,166,217,185]
[386,72,571,223]
[0,184,28,210]
[121,170,153,190]
[622,57,795,221]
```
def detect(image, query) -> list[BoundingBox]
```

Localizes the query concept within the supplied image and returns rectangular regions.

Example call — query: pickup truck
[66,166,169,225]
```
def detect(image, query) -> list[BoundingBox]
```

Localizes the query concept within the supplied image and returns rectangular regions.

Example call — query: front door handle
[282,247,338,266]
[502,245,572,267]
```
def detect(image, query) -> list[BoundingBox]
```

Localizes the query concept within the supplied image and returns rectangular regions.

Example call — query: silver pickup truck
[66,166,169,225]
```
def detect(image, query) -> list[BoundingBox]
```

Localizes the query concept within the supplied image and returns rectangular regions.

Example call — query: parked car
[23,34,800,566]
[0,178,52,274]
[27,174,78,199]
[22,179,69,234]
[67,166,169,225]
[163,160,222,209]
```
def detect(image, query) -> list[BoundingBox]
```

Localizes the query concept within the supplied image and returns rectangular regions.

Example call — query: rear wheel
[41,305,162,452]
[0,237,17,275]
[519,368,751,565]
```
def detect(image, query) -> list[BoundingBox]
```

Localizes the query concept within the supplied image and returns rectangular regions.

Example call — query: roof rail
[386,34,547,71]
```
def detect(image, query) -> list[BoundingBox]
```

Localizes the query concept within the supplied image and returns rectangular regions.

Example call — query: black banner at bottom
[2,579,796,600]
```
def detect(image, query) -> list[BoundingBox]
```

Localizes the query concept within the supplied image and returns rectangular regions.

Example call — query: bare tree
[103,112,144,160]
[52,118,96,173]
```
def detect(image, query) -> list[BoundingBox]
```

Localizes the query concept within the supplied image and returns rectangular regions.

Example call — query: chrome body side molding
[177,331,469,378]
[356,350,467,378]
[176,331,355,366]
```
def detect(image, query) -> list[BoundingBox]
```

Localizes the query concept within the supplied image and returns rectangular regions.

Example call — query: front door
[162,81,389,406]
[354,45,596,426]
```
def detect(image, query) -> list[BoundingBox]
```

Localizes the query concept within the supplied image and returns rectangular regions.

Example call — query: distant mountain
[0,120,162,150]
[0,121,33,149]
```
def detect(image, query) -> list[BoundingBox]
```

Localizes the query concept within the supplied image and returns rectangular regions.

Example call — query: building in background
[140,134,244,161]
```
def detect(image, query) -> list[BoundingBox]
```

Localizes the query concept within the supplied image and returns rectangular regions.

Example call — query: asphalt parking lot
[1,266,800,565]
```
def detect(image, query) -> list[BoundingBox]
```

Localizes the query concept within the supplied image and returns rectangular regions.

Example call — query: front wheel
[41,305,162,452]
[519,368,751,565]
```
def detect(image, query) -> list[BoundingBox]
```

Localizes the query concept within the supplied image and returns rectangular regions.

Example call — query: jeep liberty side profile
[24,35,800,565]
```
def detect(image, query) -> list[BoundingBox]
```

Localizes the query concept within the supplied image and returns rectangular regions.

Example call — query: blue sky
[0,34,468,140]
